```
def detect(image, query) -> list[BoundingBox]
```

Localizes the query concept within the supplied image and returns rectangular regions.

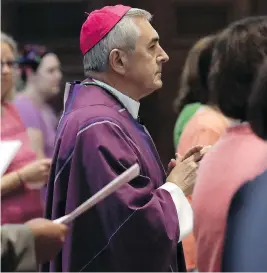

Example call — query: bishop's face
[124,18,169,99]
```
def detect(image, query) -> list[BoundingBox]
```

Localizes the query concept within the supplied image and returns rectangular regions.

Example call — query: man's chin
[149,81,163,94]
[154,80,163,89]
[139,81,163,99]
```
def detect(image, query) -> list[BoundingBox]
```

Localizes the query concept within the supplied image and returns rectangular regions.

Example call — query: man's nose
[157,46,169,63]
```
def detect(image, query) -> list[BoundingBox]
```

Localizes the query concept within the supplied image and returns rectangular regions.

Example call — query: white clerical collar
[93,79,140,119]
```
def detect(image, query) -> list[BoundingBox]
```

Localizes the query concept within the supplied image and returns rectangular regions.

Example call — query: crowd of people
[1,4,267,272]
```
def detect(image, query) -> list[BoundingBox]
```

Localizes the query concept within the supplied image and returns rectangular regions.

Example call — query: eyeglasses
[1,60,18,70]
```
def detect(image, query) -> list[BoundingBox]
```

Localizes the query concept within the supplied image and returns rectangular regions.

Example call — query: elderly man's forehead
[133,17,159,40]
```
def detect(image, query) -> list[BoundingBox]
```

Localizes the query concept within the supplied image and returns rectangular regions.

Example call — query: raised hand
[167,146,211,195]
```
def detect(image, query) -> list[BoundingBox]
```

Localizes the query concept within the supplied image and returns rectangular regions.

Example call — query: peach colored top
[177,106,230,155]
[176,106,230,270]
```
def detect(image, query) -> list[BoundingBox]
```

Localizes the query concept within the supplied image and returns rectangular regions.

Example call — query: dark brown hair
[173,35,216,114]
[209,16,267,121]
[18,44,51,83]
[248,59,267,140]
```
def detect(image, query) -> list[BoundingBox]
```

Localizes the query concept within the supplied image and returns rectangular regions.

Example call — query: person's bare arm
[27,128,46,159]
[1,171,23,196]
[1,159,51,197]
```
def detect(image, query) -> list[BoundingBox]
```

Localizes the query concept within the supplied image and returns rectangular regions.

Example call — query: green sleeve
[173,103,201,149]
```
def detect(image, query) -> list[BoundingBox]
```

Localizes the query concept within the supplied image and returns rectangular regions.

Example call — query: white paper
[54,163,140,224]
[0,140,22,177]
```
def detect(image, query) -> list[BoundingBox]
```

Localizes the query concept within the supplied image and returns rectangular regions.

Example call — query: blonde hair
[1,32,18,101]
[1,32,18,56]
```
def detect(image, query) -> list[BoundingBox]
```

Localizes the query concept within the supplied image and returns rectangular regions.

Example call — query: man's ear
[109,49,128,75]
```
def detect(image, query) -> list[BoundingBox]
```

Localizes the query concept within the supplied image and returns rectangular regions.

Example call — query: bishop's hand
[166,146,211,196]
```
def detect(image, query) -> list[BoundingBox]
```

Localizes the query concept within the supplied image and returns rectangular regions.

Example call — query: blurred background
[2,0,267,166]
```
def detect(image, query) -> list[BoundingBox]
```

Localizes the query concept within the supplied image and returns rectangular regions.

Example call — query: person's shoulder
[59,104,126,142]
[63,82,125,127]
[60,83,133,138]
[14,93,32,106]
[68,103,123,124]
[182,102,202,114]
[2,102,23,125]
[177,103,201,124]
[226,123,263,145]
[188,106,228,132]
[174,103,201,142]
[13,94,38,114]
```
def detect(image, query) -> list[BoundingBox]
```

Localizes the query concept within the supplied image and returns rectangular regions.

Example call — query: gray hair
[83,8,152,75]
[1,32,18,57]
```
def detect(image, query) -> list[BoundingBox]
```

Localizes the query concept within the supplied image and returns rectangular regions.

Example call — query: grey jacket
[1,224,37,272]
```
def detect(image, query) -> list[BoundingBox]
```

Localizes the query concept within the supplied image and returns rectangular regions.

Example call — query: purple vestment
[42,80,186,272]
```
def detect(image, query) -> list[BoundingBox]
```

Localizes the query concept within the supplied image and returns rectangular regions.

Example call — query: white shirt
[93,79,193,242]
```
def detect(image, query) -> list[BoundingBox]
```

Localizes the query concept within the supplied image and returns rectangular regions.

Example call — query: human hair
[83,8,152,75]
[1,31,18,56]
[248,59,267,140]
[173,35,216,114]
[1,32,18,101]
[18,44,51,83]
[209,16,267,121]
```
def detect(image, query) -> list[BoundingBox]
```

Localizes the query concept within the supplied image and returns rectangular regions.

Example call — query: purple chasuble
[41,80,186,272]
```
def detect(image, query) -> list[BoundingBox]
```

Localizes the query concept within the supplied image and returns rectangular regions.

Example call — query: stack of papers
[0,140,22,176]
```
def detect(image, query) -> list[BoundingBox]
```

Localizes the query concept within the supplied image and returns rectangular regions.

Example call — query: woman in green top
[172,34,218,272]
[173,35,216,148]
